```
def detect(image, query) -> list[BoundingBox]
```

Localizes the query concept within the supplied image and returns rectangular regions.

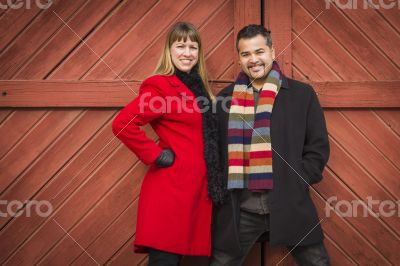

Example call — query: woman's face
[170,39,199,73]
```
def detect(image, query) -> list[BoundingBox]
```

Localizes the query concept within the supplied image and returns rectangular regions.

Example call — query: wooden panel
[0,80,140,107]
[0,0,88,79]
[39,161,147,265]
[0,119,121,264]
[296,0,400,80]
[49,0,158,79]
[13,0,121,79]
[292,1,400,264]
[327,137,400,233]
[343,110,400,169]
[83,0,192,80]
[375,109,400,136]
[2,80,400,107]
[336,1,400,69]
[0,0,43,53]
[311,81,400,108]
[207,32,235,80]
[0,1,238,265]
[265,0,292,77]
[292,1,372,81]
[71,199,139,265]
[233,0,261,75]
[0,110,114,228]
[4,144,139,264]
[0,109,81,194]
[0,108,12,124]
[122,0,231,80]
[311,186,391,265]
[314,167,400,263]
[0,109,45,158]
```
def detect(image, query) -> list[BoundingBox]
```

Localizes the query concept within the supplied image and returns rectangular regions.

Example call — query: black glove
[154,149,175,168]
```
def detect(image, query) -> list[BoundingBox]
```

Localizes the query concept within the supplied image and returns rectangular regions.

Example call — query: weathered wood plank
[1,80,399,107]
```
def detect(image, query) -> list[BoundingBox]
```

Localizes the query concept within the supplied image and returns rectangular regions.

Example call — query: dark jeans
[148,248,182,266]
[210,210,330,266]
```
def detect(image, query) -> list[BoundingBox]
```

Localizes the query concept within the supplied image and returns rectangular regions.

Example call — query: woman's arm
[112,81,164,165]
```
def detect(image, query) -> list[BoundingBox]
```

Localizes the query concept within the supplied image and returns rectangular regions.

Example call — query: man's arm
[302,88,330,185]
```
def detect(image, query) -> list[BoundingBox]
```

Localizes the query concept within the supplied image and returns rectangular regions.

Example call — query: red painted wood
[49,0,158,79]
[233,0,261,75]
[325,110,400,198]
[207,32,235,80]
[292,1,372,81]
[376,109,400,136]
[265,0,292,77]
[14,0,121,79]
[39,162,147,265]
[335,1,400,70]
[311,190,390,265]
[2,80,399,107]
[326,137,400,235]
[3,1,238,264]
[343,110,400,169]
[0,109,81,195]
[0,119,118,263]
[122,0,232,81]
[83,0,192,80]
[4,144,139,264]
[314,167,400,264]
[292,35,340,82]
[0,0,43,53]
[297,0,400,80]
[0,109,45,158]
[0,0,398,264]
[0,0,88,79]
[0,109,12,124]
[0,80,140,107]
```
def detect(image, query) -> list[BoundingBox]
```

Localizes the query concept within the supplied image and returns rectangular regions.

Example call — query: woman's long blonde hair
[154,22,214,100]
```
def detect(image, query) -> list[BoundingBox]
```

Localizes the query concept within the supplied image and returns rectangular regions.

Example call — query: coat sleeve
[302,88,330,185]
[111,80,164,165]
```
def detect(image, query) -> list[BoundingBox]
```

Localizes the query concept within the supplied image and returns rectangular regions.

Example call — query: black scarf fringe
[175,67,227,205]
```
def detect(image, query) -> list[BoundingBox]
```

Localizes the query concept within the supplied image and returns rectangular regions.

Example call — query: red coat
[112,74,212,256]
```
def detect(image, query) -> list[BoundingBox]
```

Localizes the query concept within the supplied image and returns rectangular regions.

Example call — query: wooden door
[0,0,244,265]
[1,0,399,265]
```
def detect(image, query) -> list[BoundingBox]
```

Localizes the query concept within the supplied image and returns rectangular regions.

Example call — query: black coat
[212,77,330,253]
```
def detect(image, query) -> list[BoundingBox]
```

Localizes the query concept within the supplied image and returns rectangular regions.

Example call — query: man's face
[237,34,275,81]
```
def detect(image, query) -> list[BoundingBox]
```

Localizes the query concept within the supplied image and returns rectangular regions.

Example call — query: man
[211,25,330,265]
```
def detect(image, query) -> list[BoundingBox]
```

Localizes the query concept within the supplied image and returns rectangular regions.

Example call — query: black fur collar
[175,67,227,205]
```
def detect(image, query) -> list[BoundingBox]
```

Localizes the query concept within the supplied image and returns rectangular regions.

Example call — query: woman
[112,22,225,265]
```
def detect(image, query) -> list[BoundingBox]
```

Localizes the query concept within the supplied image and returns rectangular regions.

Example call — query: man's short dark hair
[236,24,272,51]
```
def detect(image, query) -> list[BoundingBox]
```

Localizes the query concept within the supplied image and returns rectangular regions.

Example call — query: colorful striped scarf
[227,61,282,190]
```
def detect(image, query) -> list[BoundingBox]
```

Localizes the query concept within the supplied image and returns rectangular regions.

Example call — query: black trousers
[210,210,330,266]
[148,248,182,266]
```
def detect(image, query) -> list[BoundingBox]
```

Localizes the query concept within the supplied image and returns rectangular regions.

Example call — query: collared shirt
[239,85,270,214]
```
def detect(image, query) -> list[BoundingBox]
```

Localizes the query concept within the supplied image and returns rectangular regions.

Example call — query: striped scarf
[227,61,282,190]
